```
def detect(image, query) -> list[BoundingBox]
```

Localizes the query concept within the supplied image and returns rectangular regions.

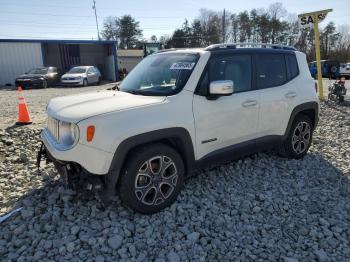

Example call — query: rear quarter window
[286,54,299,80]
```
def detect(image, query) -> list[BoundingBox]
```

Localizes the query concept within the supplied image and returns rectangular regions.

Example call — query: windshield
[27,68,48,74]
[69,67,87,74]
[120,53,199,96]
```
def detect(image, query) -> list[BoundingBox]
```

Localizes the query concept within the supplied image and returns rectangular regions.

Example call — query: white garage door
[0,42,44,86]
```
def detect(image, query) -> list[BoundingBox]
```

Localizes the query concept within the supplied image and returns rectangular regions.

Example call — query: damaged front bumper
[37,142,104,192]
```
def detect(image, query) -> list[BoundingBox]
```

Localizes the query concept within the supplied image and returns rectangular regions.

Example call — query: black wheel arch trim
[283,101,319,139]
[101,127,195,201]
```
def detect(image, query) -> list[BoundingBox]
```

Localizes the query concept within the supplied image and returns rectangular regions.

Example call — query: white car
[61,66,101,86]
[38,43,319,214]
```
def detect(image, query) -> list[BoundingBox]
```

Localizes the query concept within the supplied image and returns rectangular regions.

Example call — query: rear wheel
[97,77,102,85]
[279,114,313,159]
[119,144,185,214]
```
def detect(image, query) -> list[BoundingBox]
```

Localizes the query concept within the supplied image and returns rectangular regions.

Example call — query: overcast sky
[0,0,349,40]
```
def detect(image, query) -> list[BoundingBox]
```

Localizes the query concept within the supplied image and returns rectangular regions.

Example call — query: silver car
[61,66,101,86]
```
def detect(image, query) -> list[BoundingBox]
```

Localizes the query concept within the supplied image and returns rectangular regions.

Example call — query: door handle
[242,100,258,107]
[285,92,297,98]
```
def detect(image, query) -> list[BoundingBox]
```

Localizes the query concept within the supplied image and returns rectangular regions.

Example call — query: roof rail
[205,43,296,51]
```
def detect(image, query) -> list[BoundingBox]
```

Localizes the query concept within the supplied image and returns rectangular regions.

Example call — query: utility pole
[92,0,101,40]
[222,8,226,43]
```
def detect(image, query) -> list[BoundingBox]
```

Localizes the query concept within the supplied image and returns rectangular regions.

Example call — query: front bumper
[15,79,44,87]
[41,128,114,175]
[60,79,84,85]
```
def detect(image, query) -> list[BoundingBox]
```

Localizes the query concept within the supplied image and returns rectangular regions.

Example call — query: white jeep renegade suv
[39,43,319,214]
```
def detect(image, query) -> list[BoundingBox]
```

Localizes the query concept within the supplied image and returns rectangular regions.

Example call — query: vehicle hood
[62,73,86,78]
[17,74,46,79]
[47,90,166,122]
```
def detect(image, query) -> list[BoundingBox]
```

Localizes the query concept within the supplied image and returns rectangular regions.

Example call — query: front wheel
[279,114,313,159]
[118,144,185,214]
[83,78,88,87]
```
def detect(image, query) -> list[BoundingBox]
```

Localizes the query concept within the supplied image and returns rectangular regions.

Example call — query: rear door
[193,53,260,159]
[256,53,298,138]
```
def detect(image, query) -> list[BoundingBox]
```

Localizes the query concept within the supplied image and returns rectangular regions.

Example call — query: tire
[339,96,344,103]
[279,114,313,159]
[42,79,48,89]
[83,78,88,87]
[330,65,337,74]
[97,77,101,85]
[118,144,185,214]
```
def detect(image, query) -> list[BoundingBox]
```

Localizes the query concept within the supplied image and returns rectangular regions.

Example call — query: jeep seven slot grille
[47,117,59,142]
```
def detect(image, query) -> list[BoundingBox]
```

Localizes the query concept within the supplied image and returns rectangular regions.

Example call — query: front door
[87,67,98,83]
[193,54,260,159]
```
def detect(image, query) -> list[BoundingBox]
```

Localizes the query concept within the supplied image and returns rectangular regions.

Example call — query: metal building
[0,39,118,86]
[117,49,144,72]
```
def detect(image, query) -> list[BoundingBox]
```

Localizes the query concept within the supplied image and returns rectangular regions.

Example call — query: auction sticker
[170,62,195,70]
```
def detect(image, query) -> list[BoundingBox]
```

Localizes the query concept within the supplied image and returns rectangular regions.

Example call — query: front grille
[47,117,59,142]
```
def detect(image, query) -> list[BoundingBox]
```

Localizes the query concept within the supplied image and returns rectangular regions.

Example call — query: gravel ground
[0,83,350,261]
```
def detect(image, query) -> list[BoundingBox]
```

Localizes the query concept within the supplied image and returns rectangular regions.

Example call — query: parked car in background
[309,60,340,79]
[61,66,101,86]
[340,63,350,79]
[15,67,60,89]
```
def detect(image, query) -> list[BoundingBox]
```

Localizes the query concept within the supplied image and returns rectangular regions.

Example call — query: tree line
[101,2,350,62]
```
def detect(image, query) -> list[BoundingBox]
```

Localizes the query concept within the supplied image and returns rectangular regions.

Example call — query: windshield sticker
[170,62,195,70]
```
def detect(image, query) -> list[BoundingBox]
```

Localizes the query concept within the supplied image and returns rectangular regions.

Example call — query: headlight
[39,77,44,80]
[58,121,79,147]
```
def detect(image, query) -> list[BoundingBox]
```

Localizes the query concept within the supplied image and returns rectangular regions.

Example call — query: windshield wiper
[125,90,146,95]
[107,82,120,91]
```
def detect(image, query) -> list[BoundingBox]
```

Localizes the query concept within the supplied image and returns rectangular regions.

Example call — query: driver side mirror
[207,80,234,100]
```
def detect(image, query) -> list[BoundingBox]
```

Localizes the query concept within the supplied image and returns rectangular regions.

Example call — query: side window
[256,54,286,89]
[50,68,57,73]
[286,54,299,80]
[88,68,93,73]
[210,55,252,93]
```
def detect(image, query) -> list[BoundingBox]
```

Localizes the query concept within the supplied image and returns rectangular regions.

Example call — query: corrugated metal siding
[0,42,43,86]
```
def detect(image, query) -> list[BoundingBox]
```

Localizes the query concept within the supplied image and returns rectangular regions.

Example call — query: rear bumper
[41,128,114,175]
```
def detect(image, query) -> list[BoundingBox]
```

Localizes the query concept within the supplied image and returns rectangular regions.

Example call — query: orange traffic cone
[16,86,32,125]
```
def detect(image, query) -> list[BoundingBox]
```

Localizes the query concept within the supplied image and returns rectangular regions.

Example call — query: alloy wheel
[292,121,311,154]
[134,156,178,206]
